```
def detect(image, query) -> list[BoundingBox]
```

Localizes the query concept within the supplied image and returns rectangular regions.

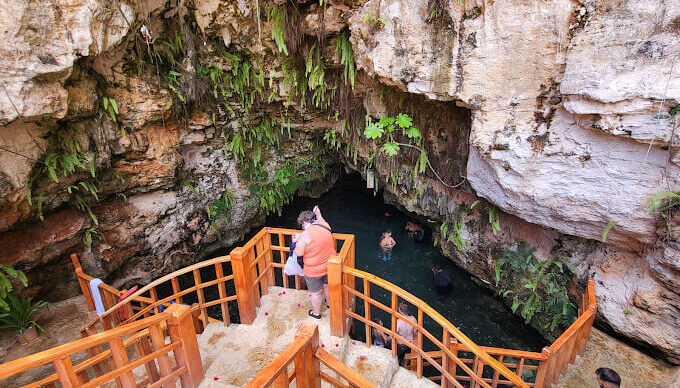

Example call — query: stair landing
[196,286,436,388]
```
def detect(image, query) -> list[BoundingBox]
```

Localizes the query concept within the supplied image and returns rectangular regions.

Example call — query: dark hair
[596,368,620,386]
[297,210,316,226]
[398,302,409,315]
[432,265,442,272]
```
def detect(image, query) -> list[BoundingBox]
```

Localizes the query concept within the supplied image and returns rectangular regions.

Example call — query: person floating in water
[405,221,424,246]
[595,367,621,388]
[379,230,396,261]
[371,318,391,348]
[432,265,453,300]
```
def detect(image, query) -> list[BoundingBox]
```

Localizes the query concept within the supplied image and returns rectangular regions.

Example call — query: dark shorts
[304,274,328,293]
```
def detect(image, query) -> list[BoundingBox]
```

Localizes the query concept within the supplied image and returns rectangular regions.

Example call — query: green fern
[0,294,49,334]
[0,265,28,311]
[269,5,288,55]
[335,30,356,88]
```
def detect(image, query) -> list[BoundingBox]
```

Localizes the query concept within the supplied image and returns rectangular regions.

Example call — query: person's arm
[390,237,397,247]
[294,232,310,257]
[313,206,330,229]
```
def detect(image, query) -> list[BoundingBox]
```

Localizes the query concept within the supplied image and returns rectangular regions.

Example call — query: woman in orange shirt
[293,206,336,319]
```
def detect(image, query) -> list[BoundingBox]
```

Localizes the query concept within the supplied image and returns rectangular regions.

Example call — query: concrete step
[195,286,440,388]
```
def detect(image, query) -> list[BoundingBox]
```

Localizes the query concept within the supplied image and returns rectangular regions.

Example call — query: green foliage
[670,104,680,116]
[0,293,49,334]
[623,309,633,316]
[207,190,235,237]
[305,43,333,109]
[101,96,119,123]
[83,226,101,252]
[0,265,27,312]
[488,207,501,235]
[335,30,356,88]
[166,70,185,102]
[648,191,680,240]
[362,11,386,29]
[440,221,466,251]
[269,5,288,55]
[495,243,577,331]
[251,156,326,216]
[601,221,617,243]
[198,52,265,115]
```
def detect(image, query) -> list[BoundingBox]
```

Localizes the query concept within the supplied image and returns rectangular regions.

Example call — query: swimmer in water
[379,230,396,261]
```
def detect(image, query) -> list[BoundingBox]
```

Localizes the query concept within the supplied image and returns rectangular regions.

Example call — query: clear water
[266,173,547,351]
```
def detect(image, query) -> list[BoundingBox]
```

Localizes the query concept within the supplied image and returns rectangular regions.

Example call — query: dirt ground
[556,328,680,388]
[0,295,97,387]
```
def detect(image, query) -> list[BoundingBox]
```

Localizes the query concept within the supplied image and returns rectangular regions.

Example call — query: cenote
[264,173,548,352]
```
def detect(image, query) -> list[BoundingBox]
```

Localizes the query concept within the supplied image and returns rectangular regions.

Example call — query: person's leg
[305,275,323,318]
[322,275,330,308]
[310,290,323,316]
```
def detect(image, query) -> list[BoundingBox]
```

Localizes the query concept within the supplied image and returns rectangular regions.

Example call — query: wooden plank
[166,304,205,388]
[278,233,288,289]
[149,324,174,388]
[316,348,375,388]
[215,262,231,326]
[293,325,320,388]
[263,230,275,289]
[417,307,423,379]
[71,254,95,311]
[138,336,160,383]
[328,257,345,337]
[108,338,137,388]
[231,247,256,324]
[364,279,371,348]
[192,269,209,327]
[53,357,79,388]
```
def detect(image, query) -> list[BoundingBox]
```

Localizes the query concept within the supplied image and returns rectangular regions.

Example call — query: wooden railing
[246,324,374,388]
[332,267,529,388]
[0,304,204,388]
[72,227,595,388]
[401,280,597,388]
[80,254,236,336]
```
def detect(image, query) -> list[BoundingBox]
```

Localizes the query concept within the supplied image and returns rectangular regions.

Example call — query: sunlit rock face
[347,0,680,363]
[0,0,678,363]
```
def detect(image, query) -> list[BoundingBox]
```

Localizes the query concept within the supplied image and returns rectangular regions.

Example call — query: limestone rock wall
[0,0,678,364]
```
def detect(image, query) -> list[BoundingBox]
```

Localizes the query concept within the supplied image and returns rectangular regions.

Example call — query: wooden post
[231,247,256,324]
[533,348,551,388]
[108,338,137,388]
[293,324,321,388]
[447,338,459,387]
[215,261,231,326]
[53,357,79,388]
[70,254,95,311]
[262,230,275,288]
[166,304,205,388]
[273,372,289,388]
[327,256,345,337]
[149,323,175,388]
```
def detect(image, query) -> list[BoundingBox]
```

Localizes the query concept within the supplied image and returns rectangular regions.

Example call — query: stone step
[195,286,438,388]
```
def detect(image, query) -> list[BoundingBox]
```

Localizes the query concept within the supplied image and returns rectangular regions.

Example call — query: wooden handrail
[246,324,376,388]
[0,304,204,388]
[82,255,234,334]
[67,228,596,388]
[341,266,528,388]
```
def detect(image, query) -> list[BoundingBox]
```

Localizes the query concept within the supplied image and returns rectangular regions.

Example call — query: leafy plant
[335,30,356,88]
[601,221,617,242]
[207,190,236,237]
[647,191,680,241]
[362,11,386,29]
[495,243,577,331]
[198,52,265,115]
[439,220,466,251]
[488,207,501,235]
[269,4,288,55]
[0,265,27,311]
[305,43,334,109]
[101,97,119,123]
[0,294,50,334]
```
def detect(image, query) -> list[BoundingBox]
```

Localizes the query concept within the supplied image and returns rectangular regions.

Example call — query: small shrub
[0,294,50,334]
[0,265,27,311]
[648,191,680,240]
[495,243,577,331]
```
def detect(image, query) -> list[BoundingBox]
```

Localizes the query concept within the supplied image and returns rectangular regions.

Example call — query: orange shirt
[302,224,336,277]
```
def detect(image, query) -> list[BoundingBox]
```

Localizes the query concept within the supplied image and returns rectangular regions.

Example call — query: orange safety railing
[401,280,597,387]
[0,304,204,388]
[71,227,595,388]
[246,324,374,388]
[80,254,235,336]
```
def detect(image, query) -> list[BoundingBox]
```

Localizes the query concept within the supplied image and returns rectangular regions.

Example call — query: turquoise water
[266,173,547,351]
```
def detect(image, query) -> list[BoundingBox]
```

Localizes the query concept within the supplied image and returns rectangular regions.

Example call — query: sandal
[308,310,321,320]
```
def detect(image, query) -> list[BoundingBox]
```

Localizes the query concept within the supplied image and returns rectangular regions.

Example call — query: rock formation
[0,0,678,364]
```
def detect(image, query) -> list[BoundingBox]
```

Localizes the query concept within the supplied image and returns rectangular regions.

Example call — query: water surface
[266,174,547,351]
